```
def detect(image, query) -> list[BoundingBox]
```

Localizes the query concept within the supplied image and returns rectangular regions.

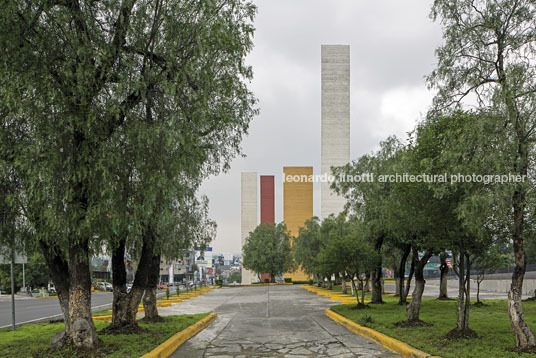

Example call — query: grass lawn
[330,294,536,358]
[0,313,208,358]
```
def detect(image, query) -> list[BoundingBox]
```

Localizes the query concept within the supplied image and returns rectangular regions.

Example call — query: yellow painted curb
[240,282,294,287]
[325,309,439,358]
[36,296,58,299]
[140,313,217,358]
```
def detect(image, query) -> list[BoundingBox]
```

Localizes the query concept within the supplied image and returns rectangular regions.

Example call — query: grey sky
[200,0,443,253]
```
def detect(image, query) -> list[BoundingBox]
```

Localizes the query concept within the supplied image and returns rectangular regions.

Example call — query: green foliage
[0,0,258,343]
[264,278,269,283]
[284,278,292,283]
[227,272,241,283]
[293,217,322,276]
[0,251,50,293]
[165,287,170,300]
[243,222,295,280]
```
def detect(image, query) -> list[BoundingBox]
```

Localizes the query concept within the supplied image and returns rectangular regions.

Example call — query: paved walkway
[159,285,399,357]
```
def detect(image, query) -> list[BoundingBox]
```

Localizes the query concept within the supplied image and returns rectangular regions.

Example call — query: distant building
[159,250,194,284]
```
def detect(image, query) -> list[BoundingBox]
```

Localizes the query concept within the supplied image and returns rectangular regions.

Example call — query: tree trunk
[394,269,401,297]
[509,234,536,348]
[397,244,411,304]
[400,249,414,305]
[365,272,370,292]
[371,236,384,303]
[406,248,432,322]
[351,278,359,305]
[111,226,155,329]
[341,276,347,294]
[456,251,470,331]
[39,241,71,333]
[499,58,536,349]
[360,279,366,306]
[327,277,332,290]
[110,235,129,328]
[477,276,482,303]
[67,239,98,348]
[334,272,340,286]
[143,254,161,321]
[438,255,449,300]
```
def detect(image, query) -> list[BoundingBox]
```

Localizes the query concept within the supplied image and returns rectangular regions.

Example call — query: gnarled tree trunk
[397,244,411,303]
[109,226,155,329]
[371,236,384,303]
[509,213,536,348]
[143,254,161,321]
[438,254,449,300]
[67,238,98,348]
[406,248,432,322]
[455,251,471,332]
[341,275,347,294]
[40,241,70,334]
[110,235,129,328]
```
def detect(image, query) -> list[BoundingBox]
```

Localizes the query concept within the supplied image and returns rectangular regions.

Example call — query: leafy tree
[227,271,241,283]
[243,223,295,283]
[332,137,403,303]
[473,245,511,305]
[315,214,350,290]
[293,217,322,283]
[339,218,378,308]
[429,0,536,348]
[0,0,256,347]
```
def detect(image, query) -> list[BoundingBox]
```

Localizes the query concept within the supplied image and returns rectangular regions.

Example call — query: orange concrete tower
[283,166,313,281]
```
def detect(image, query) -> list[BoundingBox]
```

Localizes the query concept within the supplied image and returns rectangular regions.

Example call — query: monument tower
[321,45,350,219]
[241,172,258,284]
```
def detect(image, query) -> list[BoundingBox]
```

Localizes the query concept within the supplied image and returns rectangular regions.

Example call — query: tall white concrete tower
[241,172,258,284]
[321,45,351,220]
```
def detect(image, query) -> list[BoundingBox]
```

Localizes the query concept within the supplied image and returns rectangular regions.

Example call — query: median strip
[140,312,217,358]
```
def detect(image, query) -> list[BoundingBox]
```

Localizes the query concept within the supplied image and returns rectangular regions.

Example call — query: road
[383,281,533,300]
[163,285,400,358]
[0,292,114,329]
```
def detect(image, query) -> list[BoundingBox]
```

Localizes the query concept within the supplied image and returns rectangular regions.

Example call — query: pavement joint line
[307,310,354,355]
[140,312,217,358]
[325,309,440,358]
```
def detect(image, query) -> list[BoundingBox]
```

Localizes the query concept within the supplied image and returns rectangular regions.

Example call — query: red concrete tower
[260,175,275,283]
[260,175,275,224]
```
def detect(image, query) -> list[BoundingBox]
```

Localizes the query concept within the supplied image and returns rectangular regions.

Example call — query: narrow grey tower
[241,172,258,284]
[321,45,350,219]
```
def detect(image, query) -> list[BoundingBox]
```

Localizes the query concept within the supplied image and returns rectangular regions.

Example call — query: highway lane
[0,292,113,329]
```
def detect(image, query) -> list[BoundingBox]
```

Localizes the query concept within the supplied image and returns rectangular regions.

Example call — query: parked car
[96,282,113,292]
[157,283,168,290]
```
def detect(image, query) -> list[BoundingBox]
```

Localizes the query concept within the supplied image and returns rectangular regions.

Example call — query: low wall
[427,278,536,296]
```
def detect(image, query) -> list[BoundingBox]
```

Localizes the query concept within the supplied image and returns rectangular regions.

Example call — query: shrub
[166,287,170,299]
[359,314,374,326]
[284,278,292,283]
[264,278,270,283]
[215,279,223,287]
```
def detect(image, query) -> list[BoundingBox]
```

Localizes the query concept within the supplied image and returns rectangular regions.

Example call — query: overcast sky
[200,0,444,254]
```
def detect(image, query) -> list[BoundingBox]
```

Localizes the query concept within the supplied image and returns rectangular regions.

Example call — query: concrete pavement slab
[164,285,400,357]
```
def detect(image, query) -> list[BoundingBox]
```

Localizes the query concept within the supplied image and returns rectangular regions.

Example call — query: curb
[140,312,217,358]
[325,309,440,358]
[238,283,294,287]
